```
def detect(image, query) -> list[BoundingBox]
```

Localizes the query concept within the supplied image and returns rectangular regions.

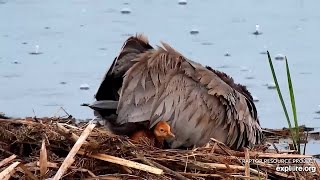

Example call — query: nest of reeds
[0,117,319,180]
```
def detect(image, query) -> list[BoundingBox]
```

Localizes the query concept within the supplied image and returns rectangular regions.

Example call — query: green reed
[267,51,300,153]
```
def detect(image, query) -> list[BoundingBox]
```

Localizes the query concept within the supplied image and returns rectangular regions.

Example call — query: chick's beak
[168,132,175,138]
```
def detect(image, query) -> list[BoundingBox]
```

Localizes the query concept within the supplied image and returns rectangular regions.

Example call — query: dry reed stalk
[0,118,38,125]
[25,161,58,169]
[56,123,89,146]
[252,152,313,158]
[314,160,320,175]
[244,148,250,179]
[18,163,39,180]
[203,162,266,177]
[71,167,97,178]
[179,172,261,179]
[39,139,48,178]
[83,174,140,180]
[77,150,164,175]
[0,155,17,168]
[136,153,189,180]
[0,161,20,180]
[51,122,96,180]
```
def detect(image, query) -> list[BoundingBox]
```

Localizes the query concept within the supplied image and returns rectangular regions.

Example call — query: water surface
[1,1,320,153]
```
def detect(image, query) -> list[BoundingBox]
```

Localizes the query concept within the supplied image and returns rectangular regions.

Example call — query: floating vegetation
[201,42,213,46]
[189,28,199,35]
[217,65,232,69]
[252,95,259,102]
[266,82,276,89]
[245,76,255,80]
[299,72,312,75]
[80,83,90,90]
[2,74,21,79]
[275,54,285,61]
[43,103,63,107]
[120,7,131,14]
[240,66,249,72]
[260,45,268,54]
[122,33,134,37]
[12,61,21,64]
[178,0,187,5]
[315,105,320,114]
[98,47,107,51]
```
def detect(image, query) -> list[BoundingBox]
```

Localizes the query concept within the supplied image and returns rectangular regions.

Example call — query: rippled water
[1,0,320,152]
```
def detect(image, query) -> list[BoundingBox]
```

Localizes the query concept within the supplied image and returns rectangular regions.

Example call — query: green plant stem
[267,51,298,151]
[285,57,300,153]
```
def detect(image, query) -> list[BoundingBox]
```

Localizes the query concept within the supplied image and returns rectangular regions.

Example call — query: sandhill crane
[88,34,263,150]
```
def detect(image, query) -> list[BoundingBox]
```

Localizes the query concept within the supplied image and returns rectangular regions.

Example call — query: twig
[303,131,309,155]
[203,162,266,177]
[314,160,320,175]
[210,138,243,165]
[56,123,89,146]
[210,142,218,153]
[60,123,82,130]
[40,139,48,178]
[18,163,39,180]
[0,118,38,125]
[84,174,143,180]
[25,161,58,169]
[119,166,133,174]
[255,153,312,158]
[179,172,260,179]
[32,109,37,119]
[271,142,279,153]
[259,166,295,178]
[60,107,72,118]
[0,161,20,180]
[25,161,97,178]
[184,154,188,173]
[0,155,17,168]
[73,168,97,178]
[183,160,218,172]
[224,149,313,158]
[52,122,96,180]
[136,153,189,180]
[244,148,250,179]
[77,151,163,175]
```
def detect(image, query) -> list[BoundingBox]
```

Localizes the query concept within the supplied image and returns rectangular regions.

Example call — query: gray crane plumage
[92,34,263,150]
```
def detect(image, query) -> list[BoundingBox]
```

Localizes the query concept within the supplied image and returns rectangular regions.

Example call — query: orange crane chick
[130,121,175,148]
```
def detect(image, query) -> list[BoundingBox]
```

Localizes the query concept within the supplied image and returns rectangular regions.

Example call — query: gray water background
[0,0,319,153]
